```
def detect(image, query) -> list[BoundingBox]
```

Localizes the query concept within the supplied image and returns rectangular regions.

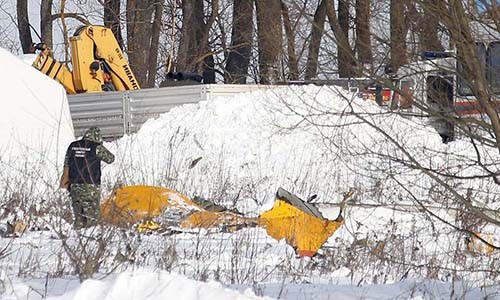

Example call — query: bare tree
[445,1,500,148]
[281,0,299,80]
[16,0,33,54]
[40,0,53,48]
[176,0,217,82]
[277,0,500,270]
[255,0,283,83]
[389,0,408,72]
[337,0,356,77]
[176,0,202,72]
[338,0,500,246]
[325,0,357,78]
[225,0,254,83]
[104,0,124,49]
[148,1,164,87]
[126,0,164,87]
[305,0,327,80]
[355,0,373,68]
[417,0,444,52]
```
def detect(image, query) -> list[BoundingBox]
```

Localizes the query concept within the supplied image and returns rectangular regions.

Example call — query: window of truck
[488,41,500,94]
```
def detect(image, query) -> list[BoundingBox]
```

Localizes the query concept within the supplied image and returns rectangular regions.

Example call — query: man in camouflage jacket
[60,127,115,229]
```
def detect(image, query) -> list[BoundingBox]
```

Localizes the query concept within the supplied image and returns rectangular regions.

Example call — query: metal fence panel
[205,84,272,99]
[68,84,270,140]
[68,90,125,139]
[128,85,205,134]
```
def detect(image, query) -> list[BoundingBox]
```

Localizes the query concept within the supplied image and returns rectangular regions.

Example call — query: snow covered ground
[0,48,499,299]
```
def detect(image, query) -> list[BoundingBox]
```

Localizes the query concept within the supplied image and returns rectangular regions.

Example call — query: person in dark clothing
[60,127,115,229]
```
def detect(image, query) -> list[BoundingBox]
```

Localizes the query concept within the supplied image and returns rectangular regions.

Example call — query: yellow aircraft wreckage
[101,186,352,257]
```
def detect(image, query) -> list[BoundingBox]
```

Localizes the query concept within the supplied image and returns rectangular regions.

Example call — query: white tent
[0,47,74,171]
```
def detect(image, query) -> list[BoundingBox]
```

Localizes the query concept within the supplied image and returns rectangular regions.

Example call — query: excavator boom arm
[32,25,140,94]
[32,45,77,94]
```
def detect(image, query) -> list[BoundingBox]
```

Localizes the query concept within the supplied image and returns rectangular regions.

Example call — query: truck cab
[388,39,500,143]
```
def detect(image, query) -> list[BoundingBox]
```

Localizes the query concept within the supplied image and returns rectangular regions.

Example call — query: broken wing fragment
[101,185,348,257]
[258,187,344,257]
[101,185,199,225]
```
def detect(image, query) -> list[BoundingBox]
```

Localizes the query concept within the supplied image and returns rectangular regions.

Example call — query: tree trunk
[177,0,196,71]
[126,0,160,88]
[203,55,216,83]
[255,0,283,84]
[199,0,218,83]
[281,0,299,80]
[355,0,372,68]
[305,0,327,80]
[17,0,33,53]
[225,0,254,83]
[104,0,124,49]
[177,0,207,73]
[442,0,500,149]
[337,0,354,77]
[147,1,163,87]
[40,0,53,48]
[390,0,407,73]
[325,0,357,78]
[418,0,444,52]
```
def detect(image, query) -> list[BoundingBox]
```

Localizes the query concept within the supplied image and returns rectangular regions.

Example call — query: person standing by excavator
[60,127,115,229]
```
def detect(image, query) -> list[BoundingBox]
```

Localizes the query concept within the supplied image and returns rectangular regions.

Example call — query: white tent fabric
[0,47,74,167]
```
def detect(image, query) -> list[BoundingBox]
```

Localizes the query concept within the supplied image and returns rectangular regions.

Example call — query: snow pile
[4,267,498,299]
[105,84,499,210]
[4,271,270,300]
[44,271,269,300]
[0,47,74,182]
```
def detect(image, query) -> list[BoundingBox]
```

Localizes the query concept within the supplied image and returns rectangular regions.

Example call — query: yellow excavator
[32,25,140,94]
[101,186,352,257]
